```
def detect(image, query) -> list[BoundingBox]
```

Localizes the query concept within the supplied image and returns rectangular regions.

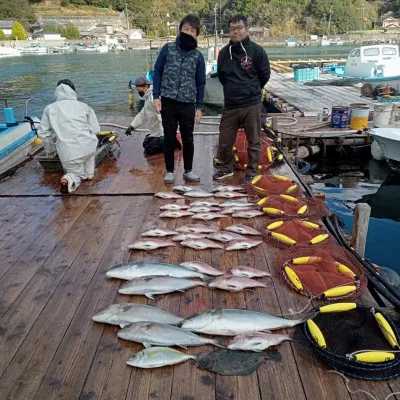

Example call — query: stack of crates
[294,67,319,82]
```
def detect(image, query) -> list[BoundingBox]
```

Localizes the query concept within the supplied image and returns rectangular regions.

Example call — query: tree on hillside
[64,24,80,39]
[0,0,35,25]
[0,29,6,40]
[12,21,28,40]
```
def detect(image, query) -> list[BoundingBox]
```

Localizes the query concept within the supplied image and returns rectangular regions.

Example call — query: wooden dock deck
[0,122,398,400]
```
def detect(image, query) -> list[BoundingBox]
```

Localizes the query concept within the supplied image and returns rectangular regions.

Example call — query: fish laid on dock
[208,275,267,292]
[160,204,190,211]
[118,276,206,298]
[227,265,272,278]
[118,321,223,348]
[173,185,198,193]
[180,261,224,276]
[225,224,261,236]
[92,303,183,327]
[225,239,263,251]
[106,261,206,280]
[188,206,221,213]
[155,192,184,199]
[159,210,194,218]
[127,347,196,369]
[184,190,214,198]
[190,200,220,207]
[232,209,264,218]
[172,233,208,241]
[220,206,255,215]
[192,213,228,221]
[213,185,245,192]
[206,232,247,243]
[213,192,248,199]
[128,239,176,251]
[175,224,219,233]
[219,200,255,208]
[181,239,225,250]
[228,332,292,352]
[141,228,178,237]
[181,308,314,336]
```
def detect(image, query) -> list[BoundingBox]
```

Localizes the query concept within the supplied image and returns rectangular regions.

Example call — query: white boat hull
[0,122,37,175]
[370,128,400,165]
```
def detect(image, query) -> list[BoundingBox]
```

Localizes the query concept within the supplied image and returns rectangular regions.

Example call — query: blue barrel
[4,108,16,125]
[331,106,349,128]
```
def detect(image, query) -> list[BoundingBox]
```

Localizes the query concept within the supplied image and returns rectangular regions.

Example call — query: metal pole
[214,4,218,59]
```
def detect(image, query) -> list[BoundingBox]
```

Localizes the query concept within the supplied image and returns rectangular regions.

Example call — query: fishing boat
[19,43,48,54]
[0,47,21,58]
[285,37,297,47]
[370,128,400,171]
[330,37,344,46]
[0,101,40,176]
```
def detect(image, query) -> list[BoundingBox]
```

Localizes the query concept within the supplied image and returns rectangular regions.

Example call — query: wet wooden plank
[0,197,109,388]
[0,196,91,319]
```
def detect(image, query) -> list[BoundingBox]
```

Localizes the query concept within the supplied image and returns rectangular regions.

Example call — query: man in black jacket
[213,15,270,183]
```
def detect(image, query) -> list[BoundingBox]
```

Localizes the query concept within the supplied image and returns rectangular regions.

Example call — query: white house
[32,31,64,41]
[0,20,15,37]
[128,29,144,40]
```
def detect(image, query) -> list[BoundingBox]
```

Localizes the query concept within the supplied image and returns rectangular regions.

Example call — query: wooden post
[271,116,278,132]
[351,203,371,257]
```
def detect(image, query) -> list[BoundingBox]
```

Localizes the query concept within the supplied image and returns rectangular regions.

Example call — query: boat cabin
[345,44,400,78]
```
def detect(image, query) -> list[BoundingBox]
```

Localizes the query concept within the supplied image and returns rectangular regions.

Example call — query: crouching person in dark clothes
[125,76,182,155]
[152,14,206,184]
[213,15,271,184]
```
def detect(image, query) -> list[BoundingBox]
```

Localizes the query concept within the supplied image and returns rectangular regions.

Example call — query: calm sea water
[1,46,399,280]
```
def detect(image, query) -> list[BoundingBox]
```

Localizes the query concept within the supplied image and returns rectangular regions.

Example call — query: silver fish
[213,185,244,192]
[225,239,263,251]
[219,200,255,208]
[213,192,248,199]
[155,192,184,199]
[118,276,206,298]
[141,228,178,237]
[118,321,223,348]
[127,347,196,368]
[181,308,313,336]
[173,185,197,193]
[225,224,261,236]
[106,261,206,280]
[184,190,214,198]
[232,210,264,218]
[220,206,254,215]
[175,224,219,234]
[227,265,271,278]
[160,204,190,211]
[192,213,228,221]
[128,239,176,251]
[172,233,207,242]
[181,239,224,250]
[187,206,221,213]
[208,275,267,292]
[92,303,183,327]
[190,200,220,207]
[180,261,224,276]
[228,332,293,352]
[207,231,247,243]
[159,210,194,218]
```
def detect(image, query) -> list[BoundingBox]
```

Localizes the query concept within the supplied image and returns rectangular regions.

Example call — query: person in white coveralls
[37,79,100,194]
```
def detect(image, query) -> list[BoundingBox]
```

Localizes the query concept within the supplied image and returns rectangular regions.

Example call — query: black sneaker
[244,174,257,184]
[213,171,234,180]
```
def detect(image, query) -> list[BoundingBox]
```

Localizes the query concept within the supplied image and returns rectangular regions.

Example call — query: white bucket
[373,103,393,127]
[389,103,400,127]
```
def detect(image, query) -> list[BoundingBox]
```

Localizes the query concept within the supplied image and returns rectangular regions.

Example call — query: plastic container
[331,106,349,128]
[350,107,369,130]
[389,103,400,127]
[373,103,393,127]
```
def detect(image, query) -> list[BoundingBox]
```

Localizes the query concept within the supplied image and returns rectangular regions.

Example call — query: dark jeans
[217,103,261,175]
[161,98,195,173]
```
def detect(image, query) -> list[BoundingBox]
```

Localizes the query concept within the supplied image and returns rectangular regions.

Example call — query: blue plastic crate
[294,67,319,82]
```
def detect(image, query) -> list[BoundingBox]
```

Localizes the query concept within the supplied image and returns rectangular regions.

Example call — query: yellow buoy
[266,147,273,163]
[272,232,296,245]
[257,197,269,207]
[274,175,290,181]
[234,155,239,162]
[99,131,112,136]
[307,319,327,348]
[263,207,286,216]
[128,92,134,106]
[319,303,357,313]
[292,256,323,265]
[374,312,399,348]
[233,146,237,152]
[254,186,266,193]
[284,266,303,290]
[277,154,284,161]
[309,234,329,245]
[324,285,357,298]
[353,351,395,363]
[280,194,298,203]
[297,205,308,215]
[258,165,262,170]
[33,137,42,146]
[335,262,357,279]
[276,137,282,143]
[108,135,116,142]
[251,175,262,185]
[244,164,248,168]
[267,220,284,230]
[301,221,320,229]
[286,184,297,193]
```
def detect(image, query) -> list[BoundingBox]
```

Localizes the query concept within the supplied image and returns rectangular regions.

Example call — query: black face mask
[178,32,197,51]
[137,90,145,97]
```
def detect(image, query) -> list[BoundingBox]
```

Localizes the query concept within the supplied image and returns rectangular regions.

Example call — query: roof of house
[31,19,66,28]
[383,16,399,21]
[0,20,15,29]
[32,31,62,36]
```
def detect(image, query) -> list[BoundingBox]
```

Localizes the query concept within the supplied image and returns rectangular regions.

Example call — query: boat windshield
[382,47,397,55]
[363,47,380,56]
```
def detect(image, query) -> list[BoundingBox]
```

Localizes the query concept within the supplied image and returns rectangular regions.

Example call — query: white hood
[54,84,78,101]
